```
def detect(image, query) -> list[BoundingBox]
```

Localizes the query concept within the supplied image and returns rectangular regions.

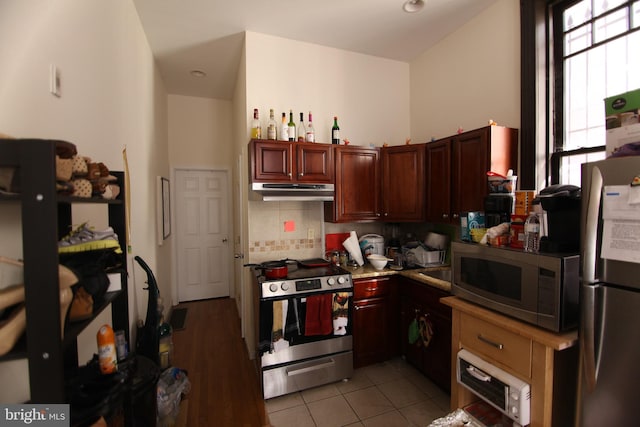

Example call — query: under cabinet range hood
[250,182,334,201]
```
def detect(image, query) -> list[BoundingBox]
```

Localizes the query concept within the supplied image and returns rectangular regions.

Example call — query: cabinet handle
[477,334,504,350]
[452,213,459,219]
[355,306,360,311]
[299,172,304,177]
[288,172,292,177]
[365,287,377,292]
[442,213,449,219]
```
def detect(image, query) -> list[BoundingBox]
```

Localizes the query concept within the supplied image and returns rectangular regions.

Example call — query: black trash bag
[65,354,129,426]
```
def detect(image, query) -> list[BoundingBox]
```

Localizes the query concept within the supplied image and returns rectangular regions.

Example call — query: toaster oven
[457,349,530,426]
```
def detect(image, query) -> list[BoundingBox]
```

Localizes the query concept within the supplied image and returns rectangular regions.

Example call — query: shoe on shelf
[58,223,122,254]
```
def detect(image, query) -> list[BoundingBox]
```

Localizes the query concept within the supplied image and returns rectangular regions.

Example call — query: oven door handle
[286,358,336,377]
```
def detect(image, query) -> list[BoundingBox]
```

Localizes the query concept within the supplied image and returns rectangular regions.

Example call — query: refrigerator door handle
[580,283,598,392]
[582,165,603,283]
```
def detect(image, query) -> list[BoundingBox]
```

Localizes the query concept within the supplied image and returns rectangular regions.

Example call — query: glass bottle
[251,108,262,139]
[297,112,306,142]
[288,110,296,141]
[267,109,277,140]
[306,111,315,142]
[332,116,340,145]
[281,112,289,142]
[524,211,540,252]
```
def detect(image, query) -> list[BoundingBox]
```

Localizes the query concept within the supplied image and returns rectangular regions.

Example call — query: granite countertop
[342,264,452,292]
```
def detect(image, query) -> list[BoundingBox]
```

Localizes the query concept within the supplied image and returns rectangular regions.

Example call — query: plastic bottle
[158,322,174,370]
[97,324,117,374]
[524,211,540,253]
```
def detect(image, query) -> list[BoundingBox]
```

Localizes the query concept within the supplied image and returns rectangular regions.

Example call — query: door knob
[234,253,244,259]
[222,238,228,243]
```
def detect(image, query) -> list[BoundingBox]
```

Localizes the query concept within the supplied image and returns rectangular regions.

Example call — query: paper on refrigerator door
[601,185,640,263]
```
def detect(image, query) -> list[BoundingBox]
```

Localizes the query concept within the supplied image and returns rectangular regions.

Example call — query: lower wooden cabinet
[352,276,399,368]
[399,278,451,392]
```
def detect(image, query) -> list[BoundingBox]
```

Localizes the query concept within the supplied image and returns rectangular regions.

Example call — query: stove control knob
[337,276,346,284]
[327,278,336,286]
[269,283,279,293]
[281,282,289,291]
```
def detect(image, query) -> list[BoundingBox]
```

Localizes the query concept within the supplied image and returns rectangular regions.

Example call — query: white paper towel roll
[343,231,364,266]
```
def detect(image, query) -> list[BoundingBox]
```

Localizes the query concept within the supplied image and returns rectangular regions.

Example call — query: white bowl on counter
[367,254,393,270]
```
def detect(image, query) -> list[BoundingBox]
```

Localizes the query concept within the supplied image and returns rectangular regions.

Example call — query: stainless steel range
[253,262,353,399]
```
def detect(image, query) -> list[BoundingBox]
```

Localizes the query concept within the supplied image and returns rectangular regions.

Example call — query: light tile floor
[265,358,451,427]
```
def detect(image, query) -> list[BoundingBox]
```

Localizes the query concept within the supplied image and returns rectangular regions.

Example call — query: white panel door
[176,169,230,301]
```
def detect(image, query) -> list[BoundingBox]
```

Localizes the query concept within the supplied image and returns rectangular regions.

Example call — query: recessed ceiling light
[403,0,425,13]
[190,69,207,78]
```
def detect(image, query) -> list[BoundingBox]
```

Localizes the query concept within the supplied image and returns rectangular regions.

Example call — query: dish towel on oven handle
[305,293,333,336]
[272,300,289,352]
[332,292,349,335]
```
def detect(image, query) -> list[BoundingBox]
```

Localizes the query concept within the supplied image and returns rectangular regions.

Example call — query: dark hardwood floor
[171,298,269,426]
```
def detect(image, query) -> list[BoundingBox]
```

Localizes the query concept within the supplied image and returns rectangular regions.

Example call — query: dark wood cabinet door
[381,145,425,221]
[452,128,489,218]
[400,278,452,392]
[451,126,518,219]
[326,146,380,222]
[425,139,452,222]
[296,143,333,183]
[400,296,424,369]
[420,311,451,393]
[353,297,388,368]
[252,140,293,182]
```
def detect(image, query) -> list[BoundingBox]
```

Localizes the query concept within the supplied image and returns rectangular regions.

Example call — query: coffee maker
[484,194,515,228]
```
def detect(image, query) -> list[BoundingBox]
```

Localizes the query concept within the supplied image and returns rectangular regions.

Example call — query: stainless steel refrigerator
[578,156,640,426]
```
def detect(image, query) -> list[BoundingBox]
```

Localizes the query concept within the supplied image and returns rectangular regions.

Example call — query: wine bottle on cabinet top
[306,112,315,142]
[267,109,277,140]
[288,110,296,142]
[281,112,289,141]
[297,112,306,142]
[331,116,340,145]
[251,108,261,139]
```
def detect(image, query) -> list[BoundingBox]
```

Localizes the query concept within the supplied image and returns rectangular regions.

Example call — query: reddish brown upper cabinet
[250,139,333,184]
[425,126,518,223]
[325,146,381,222]
[381,144,426,222]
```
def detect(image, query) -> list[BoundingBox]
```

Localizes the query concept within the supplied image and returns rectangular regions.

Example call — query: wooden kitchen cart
[441,296,578,427]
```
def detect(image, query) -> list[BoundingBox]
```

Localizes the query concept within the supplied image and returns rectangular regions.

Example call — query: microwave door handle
[466,366,492,382]
[582,165,603,284]
[580,283,598,392]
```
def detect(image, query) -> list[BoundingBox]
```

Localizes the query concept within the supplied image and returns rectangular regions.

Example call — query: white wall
[245,32,411,148]
[0,0,169,402]
[410,0,521,141]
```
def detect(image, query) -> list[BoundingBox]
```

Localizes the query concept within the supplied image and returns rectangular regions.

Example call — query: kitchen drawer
[354,277,391,300]
[459,312,531,378]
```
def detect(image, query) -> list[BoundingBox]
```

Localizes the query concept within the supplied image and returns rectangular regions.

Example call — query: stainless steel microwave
[451,241,580,332]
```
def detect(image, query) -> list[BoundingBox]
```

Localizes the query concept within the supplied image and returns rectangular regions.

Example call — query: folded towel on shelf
[305,294,333,336]
[332,292,350,336]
